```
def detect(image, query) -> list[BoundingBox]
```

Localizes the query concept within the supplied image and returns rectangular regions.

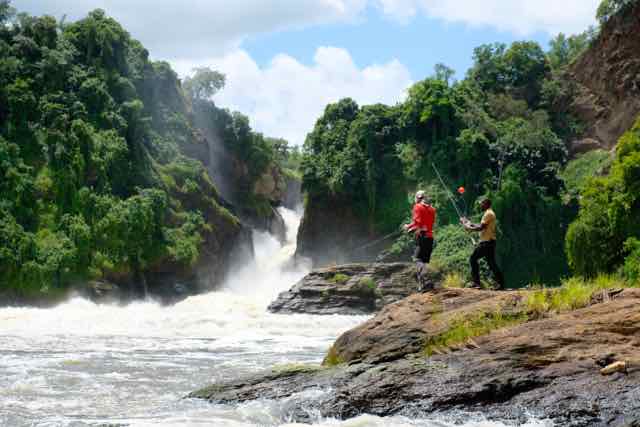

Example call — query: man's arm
[404,206,419,232]
[460,217,486,232]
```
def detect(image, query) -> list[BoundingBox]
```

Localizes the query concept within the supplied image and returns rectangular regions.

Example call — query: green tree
[183,67,226,102]
[597,0,637,23]
[433,63,455,86]
[547,31,594,70]
[469,41,548,106]
[64,9,130,74]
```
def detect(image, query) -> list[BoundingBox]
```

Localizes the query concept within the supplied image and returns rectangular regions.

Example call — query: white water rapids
[0,207,550,427]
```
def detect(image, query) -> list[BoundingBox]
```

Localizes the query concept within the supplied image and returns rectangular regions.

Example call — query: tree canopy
[183,67,226,102]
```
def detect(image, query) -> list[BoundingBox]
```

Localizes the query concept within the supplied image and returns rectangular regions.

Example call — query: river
[0,207,549,427]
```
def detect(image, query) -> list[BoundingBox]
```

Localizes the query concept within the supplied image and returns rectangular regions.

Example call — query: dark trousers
[414,234,434,264]
[470,240,505,287]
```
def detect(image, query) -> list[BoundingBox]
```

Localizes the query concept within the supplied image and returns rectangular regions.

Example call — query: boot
[415,261,424,288]
[416,262,434,292]
[466,281,482,289]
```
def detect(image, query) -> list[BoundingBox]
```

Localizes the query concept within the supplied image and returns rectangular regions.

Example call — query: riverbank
[191,264,640,426]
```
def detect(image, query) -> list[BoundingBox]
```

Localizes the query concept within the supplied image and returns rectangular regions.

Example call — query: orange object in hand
[457,186,465,195]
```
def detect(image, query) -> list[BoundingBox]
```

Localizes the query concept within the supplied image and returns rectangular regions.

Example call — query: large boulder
[268,263,441,315]
[191,288,640,426]
[326,287,524,364]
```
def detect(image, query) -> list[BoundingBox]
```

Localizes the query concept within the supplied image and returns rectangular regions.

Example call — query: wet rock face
[282,175,303,210]
[84,280,123,304]
[192,288,640,426]
[268,263,440,315]
[254,164,287,205]
[569,4,640,148]
[295,195,385,268]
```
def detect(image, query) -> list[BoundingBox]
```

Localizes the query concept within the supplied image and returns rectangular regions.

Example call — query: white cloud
[14,0,368,59]
[16,0,601,61]
[376,0,420,23]
[173,48,413,145]
[375,0,600,34]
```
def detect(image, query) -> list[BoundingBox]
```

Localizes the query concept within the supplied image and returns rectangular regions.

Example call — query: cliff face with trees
[0,4,299,302]
[297,1,640,287]
[567,0,640,150]
[298,47,576,286]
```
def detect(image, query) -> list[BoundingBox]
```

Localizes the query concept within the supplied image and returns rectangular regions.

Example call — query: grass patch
[358,277,376,289]
[329,273,350,284]
[443,272,466,288]
[354,277,378,296]
[525,275,634,318]
[423,310,528,357]
[323,345,345,367]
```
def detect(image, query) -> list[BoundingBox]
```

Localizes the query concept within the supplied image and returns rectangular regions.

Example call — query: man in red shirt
[404,190,436,291]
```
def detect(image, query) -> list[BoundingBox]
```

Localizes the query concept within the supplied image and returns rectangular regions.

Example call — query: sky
[15,0,601,145]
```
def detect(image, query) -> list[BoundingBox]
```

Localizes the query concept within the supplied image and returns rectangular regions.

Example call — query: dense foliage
[0,6,300,297]
[566,118,640,278]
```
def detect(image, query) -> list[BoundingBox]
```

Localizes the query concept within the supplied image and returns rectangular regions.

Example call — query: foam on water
[0,207,550,427]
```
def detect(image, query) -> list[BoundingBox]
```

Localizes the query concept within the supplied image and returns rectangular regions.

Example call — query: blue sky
[15,0,601,144]
[242,7,552,82]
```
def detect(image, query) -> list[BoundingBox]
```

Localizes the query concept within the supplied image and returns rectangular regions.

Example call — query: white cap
[415,190,425,201]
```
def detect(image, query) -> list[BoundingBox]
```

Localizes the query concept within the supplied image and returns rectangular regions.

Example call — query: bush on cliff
[566,117,640,278]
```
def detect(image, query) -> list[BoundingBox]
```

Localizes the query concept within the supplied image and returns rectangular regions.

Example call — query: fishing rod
[352,164,473,256]
[351,230,403,253]
[496,149,506,193]
[431,162,477,245]
[431,163,464,219]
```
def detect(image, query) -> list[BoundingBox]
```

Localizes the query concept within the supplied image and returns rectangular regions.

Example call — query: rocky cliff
[295,195,386,267]
[568,2,640,149]
[189,107,299,243]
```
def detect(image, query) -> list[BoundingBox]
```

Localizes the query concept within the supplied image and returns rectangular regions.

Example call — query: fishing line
[431,163,464,219]
[351,230,403,253]
[431,163,477,246]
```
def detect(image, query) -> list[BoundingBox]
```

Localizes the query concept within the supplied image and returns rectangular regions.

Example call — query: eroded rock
[268,263,441,315]
[327,288,525,364]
